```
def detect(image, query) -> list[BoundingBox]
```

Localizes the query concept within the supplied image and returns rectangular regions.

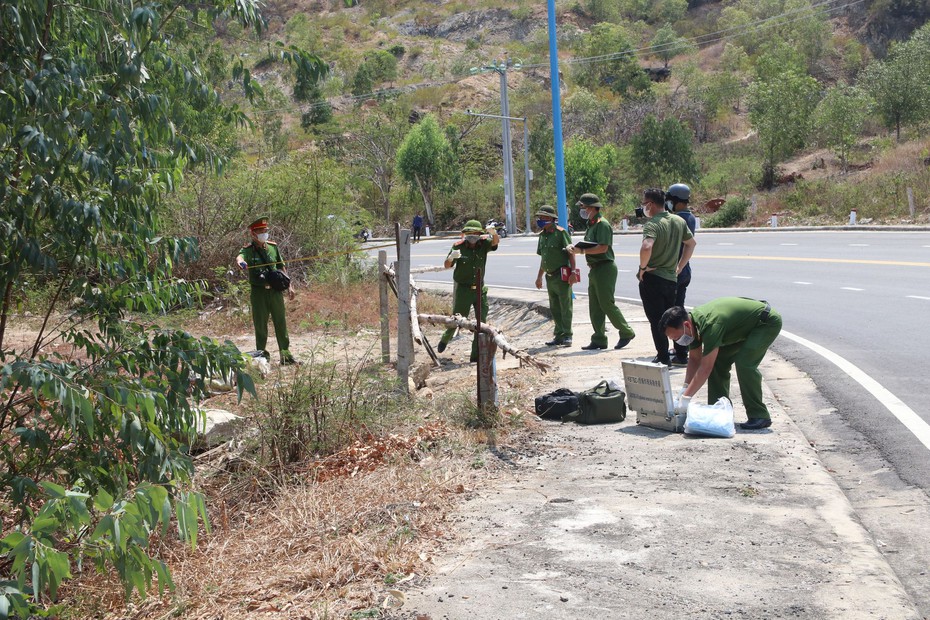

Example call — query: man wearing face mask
[437,219,500,361]
[534,205,576,347]
[568,193,636,351]
[659,299,783,430]
[637,188,695,366]
[236,216,297,365]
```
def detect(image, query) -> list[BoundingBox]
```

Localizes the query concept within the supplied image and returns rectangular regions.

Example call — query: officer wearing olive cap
[535,205,576,347]
[236,216,297,365]
[437,219,500,361]
[568,194,636,350]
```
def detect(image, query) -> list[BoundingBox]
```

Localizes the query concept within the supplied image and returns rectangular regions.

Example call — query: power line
[245,0,864,115]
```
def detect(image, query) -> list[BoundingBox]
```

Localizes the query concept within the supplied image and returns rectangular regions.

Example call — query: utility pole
[471,58,522,235]
[465,111,532,236]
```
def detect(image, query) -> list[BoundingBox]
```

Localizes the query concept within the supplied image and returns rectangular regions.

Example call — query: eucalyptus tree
[0,0,325,614]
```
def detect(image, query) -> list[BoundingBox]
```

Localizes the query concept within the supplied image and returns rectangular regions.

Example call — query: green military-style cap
[536,205,557,218]
[575,193,602,208]
[248,216,269,231]
[462,219,484,232]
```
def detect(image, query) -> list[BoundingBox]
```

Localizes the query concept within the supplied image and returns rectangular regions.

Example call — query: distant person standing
[637,188,695,366]
[534,205,576,347]
[437,220,500,362]
[568,193,636,351]
[660,298,783,430]
[412,212,424,243]
[667,183,697,365]
[236,216,297,365]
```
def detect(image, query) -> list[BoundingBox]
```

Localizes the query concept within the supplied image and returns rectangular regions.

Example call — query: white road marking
[732,276,752,279]
[717,242,734,245]
[781,243,798,246]
[907,295,930,301]
[794,281,812,285]
[515,265,530,269]
[781,331,930,452]
[849,243,870,247]
[841,287,864,291]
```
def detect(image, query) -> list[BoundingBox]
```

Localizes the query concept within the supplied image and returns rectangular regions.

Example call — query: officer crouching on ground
[236,216,298,365]
[660,298,783,430]
[534,205,576,347]
[437,219,500,362]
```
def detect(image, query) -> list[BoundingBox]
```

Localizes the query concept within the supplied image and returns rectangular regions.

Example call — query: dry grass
[62,422,511,619]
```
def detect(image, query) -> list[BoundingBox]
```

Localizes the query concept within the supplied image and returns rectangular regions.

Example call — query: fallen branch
[417,313,552,373]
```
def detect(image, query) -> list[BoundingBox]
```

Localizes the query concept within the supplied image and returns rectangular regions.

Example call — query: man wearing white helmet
[667,183,697,366]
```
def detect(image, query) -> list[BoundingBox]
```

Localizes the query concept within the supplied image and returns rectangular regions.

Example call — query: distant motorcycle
[353,227,371,242]
[486,218,508,238]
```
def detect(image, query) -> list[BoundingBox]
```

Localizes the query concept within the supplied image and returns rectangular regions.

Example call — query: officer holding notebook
[568,193,636,351]
[659,298,783,430]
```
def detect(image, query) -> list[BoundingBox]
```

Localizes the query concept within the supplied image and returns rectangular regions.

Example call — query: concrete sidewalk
[396,284,922,620]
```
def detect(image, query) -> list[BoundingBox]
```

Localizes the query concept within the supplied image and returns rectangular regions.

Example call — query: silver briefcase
[621,360,685,433]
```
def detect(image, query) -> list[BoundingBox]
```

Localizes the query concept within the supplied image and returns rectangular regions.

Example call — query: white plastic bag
[683,397,735,438]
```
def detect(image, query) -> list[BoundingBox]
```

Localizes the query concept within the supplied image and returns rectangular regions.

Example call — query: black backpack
[534,388,579,420]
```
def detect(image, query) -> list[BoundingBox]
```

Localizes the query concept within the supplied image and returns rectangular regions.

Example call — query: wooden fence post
[396,227,413,393]
[907,187,915,219]
[378,250,390,364]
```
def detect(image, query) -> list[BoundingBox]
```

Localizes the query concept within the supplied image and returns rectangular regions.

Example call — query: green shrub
[255,348,409,466]
[702,197,750,228]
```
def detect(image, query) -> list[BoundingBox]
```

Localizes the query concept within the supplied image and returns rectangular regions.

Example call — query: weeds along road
[396,228,930,494]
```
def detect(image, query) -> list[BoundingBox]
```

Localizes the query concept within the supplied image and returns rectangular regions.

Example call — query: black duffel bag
[263,268,291,292]
[534,388,579,420]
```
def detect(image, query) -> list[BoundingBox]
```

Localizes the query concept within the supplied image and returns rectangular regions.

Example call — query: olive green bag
[563,380,627,425]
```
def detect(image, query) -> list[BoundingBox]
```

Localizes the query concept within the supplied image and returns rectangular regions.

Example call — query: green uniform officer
[660,298,783,430]
[534,205,576,347]
[236,217,297,365]
[436,219,500,361]
[568,193,636,350]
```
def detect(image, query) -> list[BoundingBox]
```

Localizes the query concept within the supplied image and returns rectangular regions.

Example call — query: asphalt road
[404,228,930,491]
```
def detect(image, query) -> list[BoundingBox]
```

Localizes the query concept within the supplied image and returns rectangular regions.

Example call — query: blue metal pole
[546,0,568,228]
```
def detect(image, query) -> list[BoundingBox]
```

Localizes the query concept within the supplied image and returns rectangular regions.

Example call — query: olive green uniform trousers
[545,273,573,340]
[440,283,489,360]
[587,262,635,347]
[707,310,783,420]
[250,286,290,356]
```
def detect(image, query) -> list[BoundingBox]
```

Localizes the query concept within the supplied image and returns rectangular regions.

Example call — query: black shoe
[470,356,478,363]
[545,338,564,346]
[437,341,447,353]
[561,339,572,347]
[740,418,772,430]
[281,357,299,366]
[614,337,633,350]
[651,355,671,365]
[581,343,607,350]
[670,355,688,366]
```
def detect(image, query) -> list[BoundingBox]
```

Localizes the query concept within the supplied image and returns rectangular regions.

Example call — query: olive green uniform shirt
[536,227,572,273]
[643,211,693,282]
[689,297,772,356]
[239,242,285,287]
[583,215,614,266]
[447,239,497,285]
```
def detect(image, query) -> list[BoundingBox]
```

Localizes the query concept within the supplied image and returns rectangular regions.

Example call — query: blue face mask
[537,219,551,229]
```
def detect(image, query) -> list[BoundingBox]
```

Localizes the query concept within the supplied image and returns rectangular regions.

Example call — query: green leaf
[94,489,115,512]
[39,482,66,499]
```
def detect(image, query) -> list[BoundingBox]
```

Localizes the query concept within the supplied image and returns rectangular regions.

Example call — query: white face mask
[256,232,269,243]
[464,235,480,244]
[675,324,694,347]
[579,208,589,220]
